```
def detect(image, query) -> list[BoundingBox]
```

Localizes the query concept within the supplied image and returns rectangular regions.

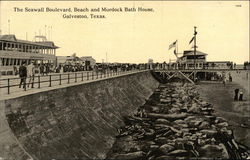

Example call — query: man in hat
[27,61,35,88]
[19,62,27,89]
[234,88,239,101]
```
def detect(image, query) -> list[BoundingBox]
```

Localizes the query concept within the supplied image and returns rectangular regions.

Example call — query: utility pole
[106,52,108,63]
[51,26,52,40]
[8,19,10,34]
[193,26,197,82]
[194,26,197,69]
[45,25,47,38]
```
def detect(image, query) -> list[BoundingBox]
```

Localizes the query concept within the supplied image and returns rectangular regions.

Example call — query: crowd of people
[17,62,149,89]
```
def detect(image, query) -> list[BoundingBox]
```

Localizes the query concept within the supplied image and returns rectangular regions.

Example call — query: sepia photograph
[0,0,249,160]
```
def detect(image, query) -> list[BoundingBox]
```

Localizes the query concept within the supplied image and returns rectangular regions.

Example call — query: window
[6,58,9,66]
[10,59,13,65]
[0,58,3,66]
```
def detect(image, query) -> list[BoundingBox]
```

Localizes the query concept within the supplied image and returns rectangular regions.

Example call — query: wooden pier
[153,69,247,84]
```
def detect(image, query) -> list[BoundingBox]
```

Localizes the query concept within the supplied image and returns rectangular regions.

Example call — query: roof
[80,56,96,61]
[183,50,208,56]
[0,34,17,41]
[0,34,59,48]
[207,61,232,63]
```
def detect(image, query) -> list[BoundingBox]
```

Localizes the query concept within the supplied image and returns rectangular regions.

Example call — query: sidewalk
[0,70,148,100]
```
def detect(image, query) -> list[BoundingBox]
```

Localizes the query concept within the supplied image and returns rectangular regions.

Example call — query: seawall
[0,71,159,160]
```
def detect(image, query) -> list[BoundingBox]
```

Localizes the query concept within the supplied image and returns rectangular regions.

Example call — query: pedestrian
[13,65,17,75]
[229,73,232,82]
[19,62,27,89]
[45,64,49,75]
[234,88,239,101]
[239,90,243,101]
[27,62,35,88]
[222,77,226,86]
[40,64,44,76]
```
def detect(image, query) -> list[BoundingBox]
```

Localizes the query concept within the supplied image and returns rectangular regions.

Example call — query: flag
[169,40,177,50]
[189,36,194,44]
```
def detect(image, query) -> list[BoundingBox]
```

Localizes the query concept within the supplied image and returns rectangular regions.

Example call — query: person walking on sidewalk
[19,62,27,89]
[239,90,243,101]
[27,62,35,88]
[234,88,239,101]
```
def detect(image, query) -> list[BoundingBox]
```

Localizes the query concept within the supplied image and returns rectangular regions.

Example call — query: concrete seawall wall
[0,71,159,160]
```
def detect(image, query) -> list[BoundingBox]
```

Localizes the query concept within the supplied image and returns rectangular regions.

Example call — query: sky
[0,1,249,64]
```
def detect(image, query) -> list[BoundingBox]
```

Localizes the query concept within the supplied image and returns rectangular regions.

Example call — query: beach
[197,70,250,147]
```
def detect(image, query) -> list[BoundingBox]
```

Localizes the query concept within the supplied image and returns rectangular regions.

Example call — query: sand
[197,71,250,147]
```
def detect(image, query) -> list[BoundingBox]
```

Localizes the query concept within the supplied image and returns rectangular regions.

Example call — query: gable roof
[0,34,59,48]
[0,34,17,41]
[183,50,207,56]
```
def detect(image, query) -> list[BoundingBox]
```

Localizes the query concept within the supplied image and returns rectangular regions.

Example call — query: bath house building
[177,50,207,69]
[0,34,59,75]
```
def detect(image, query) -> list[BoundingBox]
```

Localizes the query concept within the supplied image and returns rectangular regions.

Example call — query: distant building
[0,34,58,75]
[178,50,207,69]
[207,61,233,69]
[56,55,83,66]
[56,55,96,70]
[80,56,96,70]
[148,58,153,69]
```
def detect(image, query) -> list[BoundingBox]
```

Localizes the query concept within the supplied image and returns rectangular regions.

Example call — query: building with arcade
[0,34,59,75]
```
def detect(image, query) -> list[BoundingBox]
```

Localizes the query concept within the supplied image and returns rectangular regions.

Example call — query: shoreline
[197,80,250,148]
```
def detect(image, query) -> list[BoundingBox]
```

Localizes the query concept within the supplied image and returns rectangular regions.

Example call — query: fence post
[100,71,102,78]
[7,78,10,94]
[24,78,26,91]
[92,71,94,80]
[49,75,52,87]
[96,72,98,79]
[75,73,77,82]
[81,72,83,81]
[87,72,89,80]
[68,73,70,84]
[38,76,40,88]
[59,74,61,85]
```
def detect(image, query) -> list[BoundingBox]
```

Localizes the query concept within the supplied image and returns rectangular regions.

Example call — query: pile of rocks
[106,83,250,160]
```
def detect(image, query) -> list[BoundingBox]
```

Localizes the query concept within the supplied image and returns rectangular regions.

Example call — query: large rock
[110,151,145,160]
[215,117,227,124]
[188,104,201,113]
[198,121,210,129]
[155,155,175,160]
[168,149,189,156]
[159,144,175,154]
[155,119,171,125]
[147,113,188,121]
[200,129,217,137]
[216,122,229,128]
[160,99,171,103]
[199,144,229,158]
